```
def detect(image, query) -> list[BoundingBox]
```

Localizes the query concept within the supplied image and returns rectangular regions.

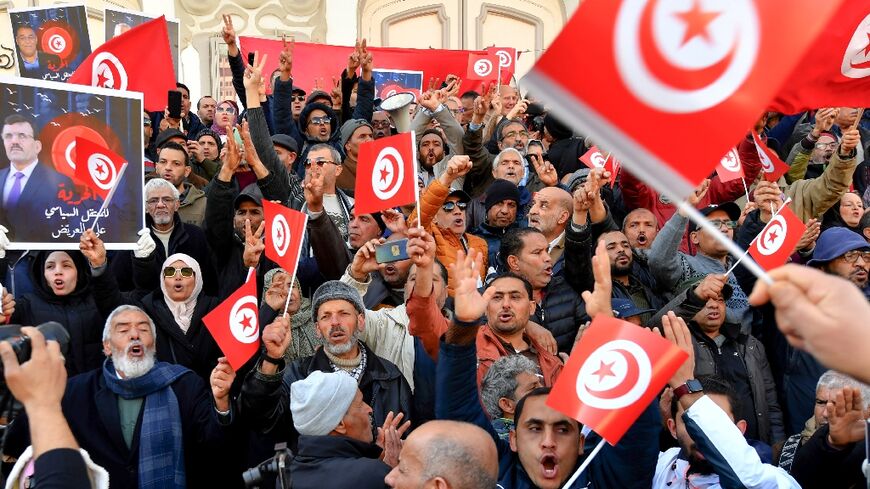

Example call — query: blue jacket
[435,339,660,489]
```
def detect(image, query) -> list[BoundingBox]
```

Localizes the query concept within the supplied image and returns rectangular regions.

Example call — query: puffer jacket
[10,251,104,376]
[531,275,587,354]
[239,342,412,450]
[409,178,488,294]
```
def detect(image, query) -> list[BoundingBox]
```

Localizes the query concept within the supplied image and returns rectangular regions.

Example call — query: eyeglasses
[15,35,36,42]
[304,158,336,167]
[143,118,152,126]
[372,121,391,129]
[163,266,195,278]
[309,116,331,126]
[146,196,177,206]
[814,142,837,149]
[292,96,306,102]
[1,132,35,142]
[502,130,530,140]
[708,219,737,230]
[441,201,468,212]
[216,106,237,114]
[842,250,870,264]
[449,108,464,115]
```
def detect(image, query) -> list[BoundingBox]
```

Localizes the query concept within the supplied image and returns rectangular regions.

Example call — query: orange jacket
[476,325,563,388]
[409,178,487,295]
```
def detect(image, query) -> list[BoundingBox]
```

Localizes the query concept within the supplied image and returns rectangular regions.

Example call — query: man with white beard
[10,305,231,488]
[240,280,413,450]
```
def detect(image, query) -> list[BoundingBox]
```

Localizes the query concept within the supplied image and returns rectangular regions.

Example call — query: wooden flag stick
[89,162,128,233]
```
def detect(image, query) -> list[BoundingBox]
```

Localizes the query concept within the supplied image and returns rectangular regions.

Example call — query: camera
[0,322,69,380]
[243,443,294,489]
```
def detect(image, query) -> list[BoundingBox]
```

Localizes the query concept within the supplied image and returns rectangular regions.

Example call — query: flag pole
[89,162,128,233]
[678,200,773,285]
[741,177,750,203]
[560,439,606,489]
[410,130,422,230]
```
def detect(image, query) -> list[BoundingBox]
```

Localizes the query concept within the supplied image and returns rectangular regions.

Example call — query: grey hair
[492,147,524,172]
[817,370,870,402]
[102,305,156,342]
[144,177,180,201]
[480,355,540,419]
[421,436,498,489]
[307,143,342,165]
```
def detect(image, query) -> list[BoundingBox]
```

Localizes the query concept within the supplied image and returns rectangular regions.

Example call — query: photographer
[1,327,107,488]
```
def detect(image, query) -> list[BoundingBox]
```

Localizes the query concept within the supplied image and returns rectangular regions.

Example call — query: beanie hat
[312,280,366,322]
[290,371,358,436]
[807,227,870,266]
[485,179,521,212]
[340,119,373,148]
[195,128,224,154]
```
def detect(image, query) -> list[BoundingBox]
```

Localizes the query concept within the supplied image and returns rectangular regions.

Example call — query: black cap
[292,87,307,96]
[688,202,741,232]
[446,188,472,203]
[271,134,298,153]
[233,183,264,209]
[155,128,186,149]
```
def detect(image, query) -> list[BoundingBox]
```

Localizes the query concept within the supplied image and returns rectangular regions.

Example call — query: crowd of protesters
[2,14,870,489]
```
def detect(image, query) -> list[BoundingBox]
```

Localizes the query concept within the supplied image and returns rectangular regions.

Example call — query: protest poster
[9,4,92,82]
[0,76,144,250]
[104,7,180,78]
[372,69,424,101]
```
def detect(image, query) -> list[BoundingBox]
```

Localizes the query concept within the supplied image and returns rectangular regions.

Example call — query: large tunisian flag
[523,0,844,200]
[548,316,686,445]
[68,16,175,111]
[771,2,870,114]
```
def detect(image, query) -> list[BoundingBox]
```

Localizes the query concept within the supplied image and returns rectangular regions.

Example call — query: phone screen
[167,90,182,119]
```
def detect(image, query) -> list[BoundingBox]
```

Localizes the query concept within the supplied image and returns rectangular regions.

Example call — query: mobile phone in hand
[167,90,182,119]
[375,238,410,264]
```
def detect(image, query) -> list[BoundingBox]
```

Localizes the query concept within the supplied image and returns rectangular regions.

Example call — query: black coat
[531,275,587,354]
[10,251,104,376]
[10,367,229,488]
[289,435,390,489]
[239,342,413,450]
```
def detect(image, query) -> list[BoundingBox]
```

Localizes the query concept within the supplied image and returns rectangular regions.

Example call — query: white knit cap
[290,371,358,436]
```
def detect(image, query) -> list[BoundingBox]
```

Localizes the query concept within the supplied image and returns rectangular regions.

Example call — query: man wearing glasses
[0,114,72,241]
[808,227,870,294]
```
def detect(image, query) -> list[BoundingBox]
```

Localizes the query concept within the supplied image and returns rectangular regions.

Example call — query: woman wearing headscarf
[260,267,318,361]
[4,248,104,376]
[821,191,865,233]
[82,230,223,382]
[211,100,239,143]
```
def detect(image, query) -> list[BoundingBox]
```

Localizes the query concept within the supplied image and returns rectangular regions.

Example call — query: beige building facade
[0,0,577,103]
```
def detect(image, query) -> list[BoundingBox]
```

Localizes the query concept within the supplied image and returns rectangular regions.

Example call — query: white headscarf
[160,253,203,333]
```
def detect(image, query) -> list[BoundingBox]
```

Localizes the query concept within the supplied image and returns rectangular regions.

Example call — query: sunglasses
[143,118,152,126]
[216,106,237,114]
[292,95,306,102]
[163,266,195,278]
[304,158,336,167]
[441,201,468,212]
[309,116,331,126]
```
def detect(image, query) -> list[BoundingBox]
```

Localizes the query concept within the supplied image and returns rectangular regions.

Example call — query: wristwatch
[672,379,704,401]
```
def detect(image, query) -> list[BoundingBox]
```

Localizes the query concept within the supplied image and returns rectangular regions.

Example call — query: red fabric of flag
[355,132,418,215]
[262,200,308,280]
[202,269,260,370]
[749,204,806,271]
[73,137,126,200]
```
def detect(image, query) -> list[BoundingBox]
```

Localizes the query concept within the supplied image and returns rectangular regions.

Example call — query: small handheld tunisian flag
[203,268,260,370]
[262,200,308,280]
[751,131,789,182]
[522,0,844,200]
[749,204,806,271]
[68,16,175,111]
[715,147,744,183]
[74,137,127,200]
[467,53,500,82]
[548,316,687,445]
[485,47,517,84]
[771,2,870,114]
[579,146,619,186]
[355,132,418,215]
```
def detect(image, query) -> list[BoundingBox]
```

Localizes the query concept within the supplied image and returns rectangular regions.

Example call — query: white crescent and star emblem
[719,148,741,171]
[271,213,291,257]
[48,34,67,54]
[92,52,128,90]
[474,59,494,77]
[614,0,759,113]
[229,295,259,344]
[756,214,787,256]
[841,13,870,79]
[575,339,652,409]
[87,153,117,190]
[371,146,405,201]
[495,49,512,68]
[590,151,608,168]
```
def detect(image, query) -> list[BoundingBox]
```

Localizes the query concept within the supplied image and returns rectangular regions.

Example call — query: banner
[104,7,181,79]
[0,76,144,249]
[9,4,92,82]
[240,37,510,95]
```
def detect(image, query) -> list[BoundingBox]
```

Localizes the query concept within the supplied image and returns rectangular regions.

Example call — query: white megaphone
[380,92,415,134]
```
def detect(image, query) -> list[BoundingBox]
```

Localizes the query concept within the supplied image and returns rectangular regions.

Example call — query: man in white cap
[287,370,407,489]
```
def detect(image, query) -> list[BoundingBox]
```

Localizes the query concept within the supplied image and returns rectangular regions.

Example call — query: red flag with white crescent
[751,130,789,182]
[579,146,619,186]
[715,147,744,182]
[355,132,418,215]
[523,0,845,200]
[202,269,260,370]
[485,46,516,84]
[73,137,126,200]
[547,316,687,445]
[262,200,308,280]
[748,204,806,271]
[466,53,500,82]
